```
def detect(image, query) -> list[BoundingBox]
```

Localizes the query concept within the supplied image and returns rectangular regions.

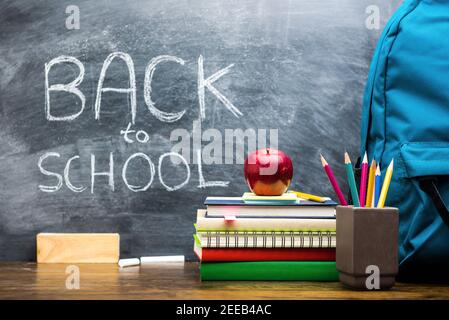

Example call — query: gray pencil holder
[336,205,399,290]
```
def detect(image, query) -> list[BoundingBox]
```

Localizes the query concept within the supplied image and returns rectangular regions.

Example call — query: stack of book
[193,192,338,281]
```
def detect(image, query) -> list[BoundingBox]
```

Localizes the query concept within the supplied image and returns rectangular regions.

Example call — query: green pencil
[344,152,360,207]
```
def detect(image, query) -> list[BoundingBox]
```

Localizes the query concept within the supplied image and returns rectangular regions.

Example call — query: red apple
[244,148,293,196]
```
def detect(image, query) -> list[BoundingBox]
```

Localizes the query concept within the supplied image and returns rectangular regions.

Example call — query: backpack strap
[419,177,449,229]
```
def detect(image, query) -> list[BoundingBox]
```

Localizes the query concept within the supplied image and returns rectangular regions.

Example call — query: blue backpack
[361,0,449,282]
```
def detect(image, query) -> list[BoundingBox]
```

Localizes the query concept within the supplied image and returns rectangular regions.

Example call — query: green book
[200,261,338,281]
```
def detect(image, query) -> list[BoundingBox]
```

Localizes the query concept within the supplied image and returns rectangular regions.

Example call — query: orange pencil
[365,159,376,208]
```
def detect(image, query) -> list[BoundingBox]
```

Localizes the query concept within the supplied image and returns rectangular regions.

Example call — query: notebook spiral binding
[199,231,336,248]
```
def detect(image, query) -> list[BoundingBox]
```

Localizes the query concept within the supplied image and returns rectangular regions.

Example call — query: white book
[204,196,336,218]
[195,210,336,231]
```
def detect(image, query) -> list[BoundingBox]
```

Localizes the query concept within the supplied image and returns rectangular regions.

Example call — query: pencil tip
[320,154,327,166]
[344,152,351,164]
[371,159,376,166]
[363,152,368,163]
[389,159,394,168]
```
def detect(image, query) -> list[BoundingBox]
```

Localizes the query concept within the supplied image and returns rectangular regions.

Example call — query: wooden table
[0,262,448,300]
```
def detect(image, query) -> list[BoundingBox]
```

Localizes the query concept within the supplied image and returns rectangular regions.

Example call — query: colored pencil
[377,159,394,208]
[344,152,360,207]
[365,159,376,208]
[320,155,348,205]
[359,152,368,207]
[374,164,382,207]
[291,191,326,203]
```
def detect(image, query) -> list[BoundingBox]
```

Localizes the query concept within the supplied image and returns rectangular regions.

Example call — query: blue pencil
[374,164,382,207]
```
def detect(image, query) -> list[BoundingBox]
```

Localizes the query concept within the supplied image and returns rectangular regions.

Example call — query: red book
[194,243,335,262]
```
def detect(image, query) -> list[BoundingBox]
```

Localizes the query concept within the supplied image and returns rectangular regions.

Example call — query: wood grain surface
[0,262,448,300]
[37,233,120,263]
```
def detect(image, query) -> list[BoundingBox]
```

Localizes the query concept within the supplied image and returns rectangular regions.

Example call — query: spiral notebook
[194,231,336,248]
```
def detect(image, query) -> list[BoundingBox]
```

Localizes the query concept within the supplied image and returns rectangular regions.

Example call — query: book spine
[201,248,336,262]
[196,217,336,232]
[200,261,339,281]
[207,205,335,217]
[198,231,336,248]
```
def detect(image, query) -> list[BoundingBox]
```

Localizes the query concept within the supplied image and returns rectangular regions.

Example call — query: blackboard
[0,0,401,260]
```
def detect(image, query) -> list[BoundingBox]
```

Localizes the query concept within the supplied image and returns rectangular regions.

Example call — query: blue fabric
[360,0,449,281]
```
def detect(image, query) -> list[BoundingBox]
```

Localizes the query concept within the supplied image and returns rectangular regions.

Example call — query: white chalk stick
[118,258,140,268]
[140,255,185,264]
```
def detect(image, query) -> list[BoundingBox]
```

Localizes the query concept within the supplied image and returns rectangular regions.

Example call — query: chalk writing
[40,52,277,193]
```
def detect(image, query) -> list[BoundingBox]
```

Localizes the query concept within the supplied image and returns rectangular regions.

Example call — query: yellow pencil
[377,159,394,208]
[291,191,326,203]
[365,159,376,208]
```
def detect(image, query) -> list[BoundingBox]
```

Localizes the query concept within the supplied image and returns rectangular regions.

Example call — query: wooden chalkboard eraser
[37,233,120,263]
